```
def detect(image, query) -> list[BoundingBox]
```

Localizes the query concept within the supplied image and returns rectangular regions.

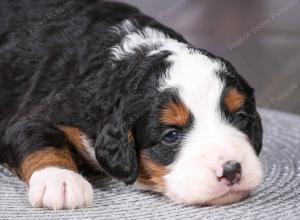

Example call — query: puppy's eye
[162,130,180,144]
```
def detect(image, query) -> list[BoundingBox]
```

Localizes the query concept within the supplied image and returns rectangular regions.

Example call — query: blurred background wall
[109,0,300,115]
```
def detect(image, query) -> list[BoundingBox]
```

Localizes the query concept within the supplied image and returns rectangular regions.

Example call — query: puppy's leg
[3,120,93,210]
[22,148,93,210]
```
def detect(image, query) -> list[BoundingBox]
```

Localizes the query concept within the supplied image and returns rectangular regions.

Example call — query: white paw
[28,167,93,210]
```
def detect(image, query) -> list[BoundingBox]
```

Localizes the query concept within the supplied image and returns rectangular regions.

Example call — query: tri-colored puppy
[0,0,263,209]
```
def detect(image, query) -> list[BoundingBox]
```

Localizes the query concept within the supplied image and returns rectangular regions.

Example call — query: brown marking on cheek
[161,101,189,126]
[137,153,167,192]
[20,147,77,184]
[224,88,246,112]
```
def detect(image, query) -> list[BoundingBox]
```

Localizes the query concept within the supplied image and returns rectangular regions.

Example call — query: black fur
[0,0,186,184]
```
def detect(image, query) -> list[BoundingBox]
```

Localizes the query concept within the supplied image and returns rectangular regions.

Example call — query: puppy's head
[96,46,263,206]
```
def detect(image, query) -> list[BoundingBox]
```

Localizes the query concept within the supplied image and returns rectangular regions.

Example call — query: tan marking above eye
[224,88,246,112]
[160,101,189,126]
[137,153,167,192]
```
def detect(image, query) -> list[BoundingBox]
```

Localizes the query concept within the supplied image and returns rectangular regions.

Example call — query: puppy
[0,0,263,209]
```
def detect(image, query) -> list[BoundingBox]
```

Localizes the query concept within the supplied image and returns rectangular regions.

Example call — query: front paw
[28,167,93,210]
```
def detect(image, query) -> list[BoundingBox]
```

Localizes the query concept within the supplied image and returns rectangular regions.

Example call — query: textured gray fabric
[0,109,300,219]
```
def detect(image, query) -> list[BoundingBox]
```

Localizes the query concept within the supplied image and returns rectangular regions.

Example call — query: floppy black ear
[95,113,138,184]
[93,51,172,184]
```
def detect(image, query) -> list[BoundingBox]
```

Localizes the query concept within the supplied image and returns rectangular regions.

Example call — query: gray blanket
[1,109,300,219]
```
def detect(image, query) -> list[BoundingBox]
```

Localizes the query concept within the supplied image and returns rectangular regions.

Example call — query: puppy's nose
[222,161,241,185]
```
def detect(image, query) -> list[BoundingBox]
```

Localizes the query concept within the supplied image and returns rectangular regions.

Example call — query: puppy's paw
[28,167,93,210]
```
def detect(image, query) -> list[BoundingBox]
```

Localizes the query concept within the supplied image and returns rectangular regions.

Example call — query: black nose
[222,161,241,185]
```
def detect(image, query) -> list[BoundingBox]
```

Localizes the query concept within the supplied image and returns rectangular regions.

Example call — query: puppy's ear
[95,113,138,184]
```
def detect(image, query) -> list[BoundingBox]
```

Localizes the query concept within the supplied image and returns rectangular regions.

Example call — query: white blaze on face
[160,48,263,205]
